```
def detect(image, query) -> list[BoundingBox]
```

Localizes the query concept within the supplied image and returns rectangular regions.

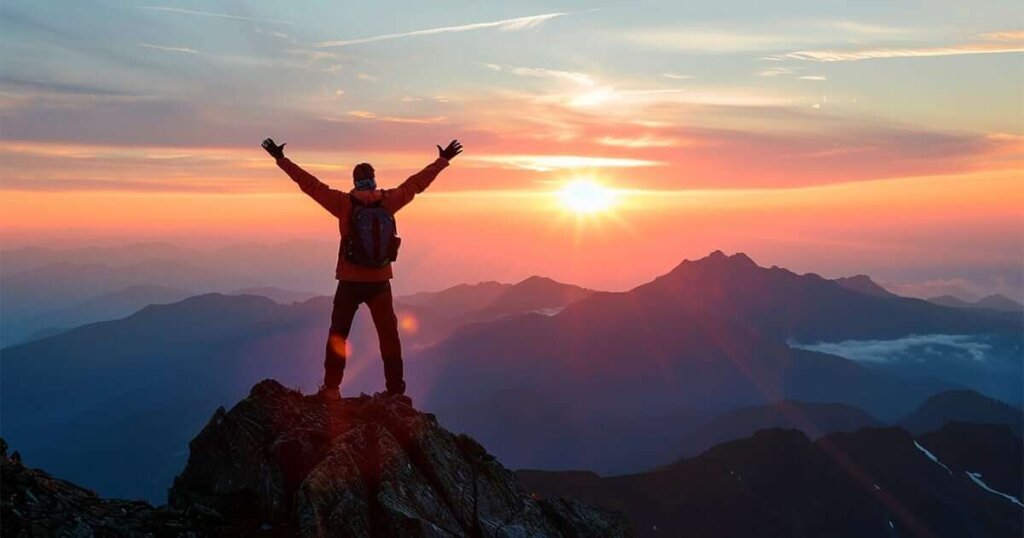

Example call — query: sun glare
[558,179,618,214]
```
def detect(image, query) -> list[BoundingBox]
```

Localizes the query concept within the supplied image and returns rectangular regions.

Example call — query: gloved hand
[437,139,463,161]
[261,138,286,160]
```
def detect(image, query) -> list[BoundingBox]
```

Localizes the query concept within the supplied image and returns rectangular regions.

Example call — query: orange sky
[0,2,1021,298]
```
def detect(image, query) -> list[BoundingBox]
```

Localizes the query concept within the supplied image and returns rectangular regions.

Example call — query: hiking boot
[373,390,413,406]
[387,391,413,406]
[317,385,341,401]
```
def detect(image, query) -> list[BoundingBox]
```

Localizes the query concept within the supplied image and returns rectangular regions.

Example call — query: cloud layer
[794,334,994,363]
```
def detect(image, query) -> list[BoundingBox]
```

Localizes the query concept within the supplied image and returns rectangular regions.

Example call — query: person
[261,137,463,400]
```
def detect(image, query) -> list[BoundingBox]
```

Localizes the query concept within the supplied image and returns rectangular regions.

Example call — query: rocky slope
[2,380,630,537]
[170,379,630,536]
[1,438,228,536]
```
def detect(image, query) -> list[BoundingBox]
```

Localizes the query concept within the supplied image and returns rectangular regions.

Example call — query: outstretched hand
[261,138,286,160]
[437,140,463,161]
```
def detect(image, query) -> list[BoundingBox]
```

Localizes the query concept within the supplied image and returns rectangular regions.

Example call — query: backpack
[343,196,401,267]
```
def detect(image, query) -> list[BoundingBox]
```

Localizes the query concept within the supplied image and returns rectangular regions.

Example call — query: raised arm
[262,138,345,218]
[384,140,462,213]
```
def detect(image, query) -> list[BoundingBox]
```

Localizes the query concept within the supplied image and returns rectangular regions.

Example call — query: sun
[557,179,618,214]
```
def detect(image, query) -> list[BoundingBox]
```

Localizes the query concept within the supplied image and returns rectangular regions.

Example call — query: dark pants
[324,280,405,394]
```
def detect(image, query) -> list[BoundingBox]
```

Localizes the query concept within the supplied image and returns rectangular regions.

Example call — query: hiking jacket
[276,156,449,281]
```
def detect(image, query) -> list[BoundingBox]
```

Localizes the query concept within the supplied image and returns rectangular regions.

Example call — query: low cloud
[793,334,994,363]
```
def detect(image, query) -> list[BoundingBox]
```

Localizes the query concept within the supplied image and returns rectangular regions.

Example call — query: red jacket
[277,157,449,281]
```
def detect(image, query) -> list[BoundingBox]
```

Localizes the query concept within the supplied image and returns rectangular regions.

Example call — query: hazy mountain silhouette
[670,399,881,458]
[411,251,1023,473]
[399,275,593,322]
[228,286,321,304]
[0,259,260,344]
[898,389,1023,435]
[833,274,898,298]
[399,281,511,314]
[3,251,1018,501]
[976,294,1024,311]
[929,293,1024,312]
[519,424,1023,538]
[16,284,191,344]
[0,241,342,344]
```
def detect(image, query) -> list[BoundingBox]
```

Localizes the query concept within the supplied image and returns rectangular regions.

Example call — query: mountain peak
[976,294,1023,311]
[671,250,761,276]
[834,274,896,298]
[168,379,629,536]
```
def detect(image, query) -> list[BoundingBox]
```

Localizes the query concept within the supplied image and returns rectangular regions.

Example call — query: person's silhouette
[262,138,463,400]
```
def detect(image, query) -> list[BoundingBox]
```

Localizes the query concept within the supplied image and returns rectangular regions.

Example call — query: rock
[170,379,631,537]
[0,437,228,537]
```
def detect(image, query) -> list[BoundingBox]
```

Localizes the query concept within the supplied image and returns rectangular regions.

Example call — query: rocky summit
[1,380,629,537]
[167,379,630,537]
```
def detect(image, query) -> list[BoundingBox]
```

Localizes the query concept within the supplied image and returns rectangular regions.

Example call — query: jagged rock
[170,379,631,537]
[0,437,228,537]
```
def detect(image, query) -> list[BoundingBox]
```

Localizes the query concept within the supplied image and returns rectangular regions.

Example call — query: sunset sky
[1,1,1021,298]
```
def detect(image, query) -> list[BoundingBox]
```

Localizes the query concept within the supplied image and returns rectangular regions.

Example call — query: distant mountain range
[928,293,1024,312]
[662,388,1022,461]
[0,275,592,502]
[415,251,1019,472]
[399,276,594,322]
[0,241,337,344]
[2,250,1020,503]
[519,422,1023,538]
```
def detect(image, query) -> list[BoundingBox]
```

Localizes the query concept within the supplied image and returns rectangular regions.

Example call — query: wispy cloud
[799,75,827,81]
[757,67,794,77]
[138,6,291,25]
[138,43,198,54]
[509,67,595,86]
[623,21,923,54]
[471,154,663,172]
[315,12,568,47]
[345,110,445,124]
[777,33,1024,62]
[596,135,682,148]
[661,73,693,80]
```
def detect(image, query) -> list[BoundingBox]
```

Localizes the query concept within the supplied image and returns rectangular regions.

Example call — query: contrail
[315,12,567,48]
[138,6,292,25]
[139,43,199,54]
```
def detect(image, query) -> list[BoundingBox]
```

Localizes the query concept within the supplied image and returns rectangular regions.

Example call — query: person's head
[352,162,376,191]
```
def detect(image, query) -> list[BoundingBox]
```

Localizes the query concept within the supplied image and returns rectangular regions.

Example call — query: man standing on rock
[261,137,463,400]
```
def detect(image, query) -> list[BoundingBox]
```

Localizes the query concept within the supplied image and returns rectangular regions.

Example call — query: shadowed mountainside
[669,399,882,458]
[898,389,1023,435]
[519,424,1023,538]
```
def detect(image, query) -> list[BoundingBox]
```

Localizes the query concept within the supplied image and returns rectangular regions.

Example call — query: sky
[0,1,1021,298]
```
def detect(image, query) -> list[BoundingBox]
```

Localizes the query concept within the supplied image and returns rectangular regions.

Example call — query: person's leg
[365,281,405,394]
[324,281,360,391]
